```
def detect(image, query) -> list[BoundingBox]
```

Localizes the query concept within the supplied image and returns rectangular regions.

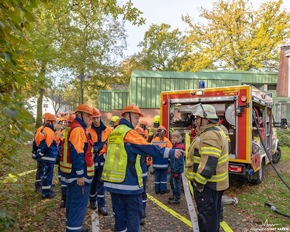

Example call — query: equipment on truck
[160,85,287,184]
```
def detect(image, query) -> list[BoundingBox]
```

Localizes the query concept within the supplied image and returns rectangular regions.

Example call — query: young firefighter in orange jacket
[56,114,75,208]
[32,113,58,199]
[102,105,184,232]
[60,104,94,232]
[87,108,112,216]
[151,125,173,194]
[32,112,51,193]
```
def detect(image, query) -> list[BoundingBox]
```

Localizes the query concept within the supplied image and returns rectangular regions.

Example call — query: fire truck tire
[272,146,281,164]
[250,161,264,184]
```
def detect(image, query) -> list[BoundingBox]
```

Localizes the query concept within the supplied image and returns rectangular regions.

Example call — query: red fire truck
[160,85,287,184]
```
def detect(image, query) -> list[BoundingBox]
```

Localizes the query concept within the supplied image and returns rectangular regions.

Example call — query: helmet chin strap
[81,112,84,122]
[129,112,132,125]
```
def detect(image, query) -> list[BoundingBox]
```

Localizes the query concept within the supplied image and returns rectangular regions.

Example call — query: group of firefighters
[32,103,229,232]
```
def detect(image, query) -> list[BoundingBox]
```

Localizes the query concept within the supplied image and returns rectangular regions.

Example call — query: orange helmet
[42,112,50,120]
[67,114,75,122]
[139,119,148,126]
[157,125,167,132]
[135,127,145,135]
[45,113,57,122]
[121,105,143,117]
[74,104,93,116]
[91,108,101,118]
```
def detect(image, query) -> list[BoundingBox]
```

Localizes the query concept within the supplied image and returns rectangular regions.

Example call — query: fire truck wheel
[250,162,264,184]
[272,146,281,164]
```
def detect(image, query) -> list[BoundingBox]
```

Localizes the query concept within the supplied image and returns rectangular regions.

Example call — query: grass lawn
[226,146,290,228]
[1,143,289,231]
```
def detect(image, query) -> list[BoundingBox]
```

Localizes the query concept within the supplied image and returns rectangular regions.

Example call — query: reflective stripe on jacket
[102,124,143,188]
[35,124,58,163]
[60,118,94,183]
[102,118,176,195]
[185,124,229,191]
[152,136,173,169]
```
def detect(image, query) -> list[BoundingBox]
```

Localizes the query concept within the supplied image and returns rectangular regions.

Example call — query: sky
[123,0,290,57]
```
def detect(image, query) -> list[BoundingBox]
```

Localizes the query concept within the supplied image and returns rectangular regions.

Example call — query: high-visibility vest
[102,124,143,187]
[60,120,94,177]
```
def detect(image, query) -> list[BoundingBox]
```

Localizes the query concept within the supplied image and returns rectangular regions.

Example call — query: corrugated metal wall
[98,70,290,121]
[98,90,128,111]
[130,77,240,108]
[112,91,128,110]
[98,90,112,112]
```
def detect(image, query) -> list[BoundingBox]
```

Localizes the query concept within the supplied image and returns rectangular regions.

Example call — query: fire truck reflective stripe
[147,194,193,228]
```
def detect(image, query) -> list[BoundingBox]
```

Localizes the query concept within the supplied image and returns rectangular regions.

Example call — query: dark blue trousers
[41,162,54,197]
[111,193,143,232]
[66,182,90,232]
[154,169,168,193]
[90,155,106,207]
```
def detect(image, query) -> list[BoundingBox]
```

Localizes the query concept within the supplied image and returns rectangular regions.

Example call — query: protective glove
[172,173,179,179]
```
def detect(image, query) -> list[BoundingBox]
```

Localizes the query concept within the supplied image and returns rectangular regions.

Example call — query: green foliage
[182,0,290,71]
[0,0,145,178]
[277,128,290,147]
[0,0,39,178]
[0,209,15,229]
[136,23,187,71]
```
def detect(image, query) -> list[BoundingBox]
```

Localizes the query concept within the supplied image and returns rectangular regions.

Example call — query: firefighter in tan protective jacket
[185,104,229,232]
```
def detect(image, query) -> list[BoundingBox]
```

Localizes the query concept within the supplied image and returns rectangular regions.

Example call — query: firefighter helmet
[139,119,148,126]
[135,127,145,135]
[153,115,160,123]
[121,105,144,117]
[67,114,75,122]
[42,112,50,120]
[114,118,120,128]
[157,125,166,132]
[192,104,218,119]
[74,104,93,116]
[45,113,57,122]
[91,108,101,117]
[111,116,120,123]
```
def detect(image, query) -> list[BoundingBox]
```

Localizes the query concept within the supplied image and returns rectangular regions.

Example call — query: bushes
[277,128,290,147]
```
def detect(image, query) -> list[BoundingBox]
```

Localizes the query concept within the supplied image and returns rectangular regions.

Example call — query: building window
[43,103,48,109]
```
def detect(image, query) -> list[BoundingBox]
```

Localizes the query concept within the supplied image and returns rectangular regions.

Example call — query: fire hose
[252,110,290,218]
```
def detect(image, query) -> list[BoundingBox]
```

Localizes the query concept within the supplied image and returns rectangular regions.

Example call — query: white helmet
[192,104,218,119]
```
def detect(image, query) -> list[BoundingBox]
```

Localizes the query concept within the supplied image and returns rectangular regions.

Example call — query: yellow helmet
[111,116,120,123]
[153,115,160,123]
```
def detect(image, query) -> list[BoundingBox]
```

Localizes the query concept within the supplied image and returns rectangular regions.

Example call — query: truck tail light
[228,165,243,173]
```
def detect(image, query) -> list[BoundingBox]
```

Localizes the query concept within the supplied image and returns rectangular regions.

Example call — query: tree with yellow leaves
[181,0,290,71]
